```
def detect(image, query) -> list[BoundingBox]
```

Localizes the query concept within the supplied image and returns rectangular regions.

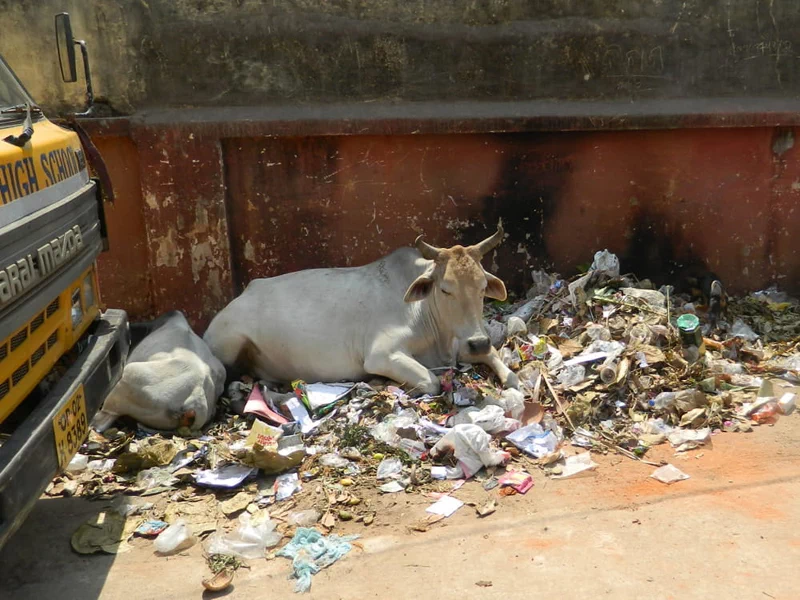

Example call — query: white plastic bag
[482,388,525,421]
[430,424,509,479]
[205,512,281,559]
[376,457,403,480]
[155,519,195,555]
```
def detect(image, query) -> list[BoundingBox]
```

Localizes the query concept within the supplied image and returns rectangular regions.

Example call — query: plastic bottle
[649,391,677,411]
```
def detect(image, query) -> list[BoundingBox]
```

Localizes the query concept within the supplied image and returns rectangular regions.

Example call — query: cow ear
[404,275,434,302]
[485,272,507,301]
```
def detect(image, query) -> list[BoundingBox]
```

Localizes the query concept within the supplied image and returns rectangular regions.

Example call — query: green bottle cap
[676,313,700,332]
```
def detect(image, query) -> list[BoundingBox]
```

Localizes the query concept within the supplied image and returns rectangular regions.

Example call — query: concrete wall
[2,1,800,115]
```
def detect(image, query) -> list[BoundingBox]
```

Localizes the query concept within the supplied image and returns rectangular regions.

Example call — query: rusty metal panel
[92,135,154,319]
[131,127,234,331]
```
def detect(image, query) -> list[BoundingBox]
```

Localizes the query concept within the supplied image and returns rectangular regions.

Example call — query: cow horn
[471,222,505,257]
[414,235,441,260]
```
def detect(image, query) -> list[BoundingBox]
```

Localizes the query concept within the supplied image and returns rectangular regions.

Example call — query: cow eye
[441,288,452,296]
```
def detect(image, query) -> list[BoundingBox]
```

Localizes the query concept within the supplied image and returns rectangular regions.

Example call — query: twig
[596,430,663,467]
[541,371,576,432]
[593,295,664,315]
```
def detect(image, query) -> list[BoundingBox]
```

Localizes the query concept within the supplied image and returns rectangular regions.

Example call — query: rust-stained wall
[88,121,800,331]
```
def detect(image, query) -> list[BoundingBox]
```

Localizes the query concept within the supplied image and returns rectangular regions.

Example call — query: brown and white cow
[203,226,519,396]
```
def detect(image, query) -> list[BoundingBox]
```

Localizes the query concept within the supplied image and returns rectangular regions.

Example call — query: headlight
[71,288,82,329]
[82,274,95,310]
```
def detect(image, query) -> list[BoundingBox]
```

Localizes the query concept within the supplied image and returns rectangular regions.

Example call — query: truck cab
[0,22,128,549]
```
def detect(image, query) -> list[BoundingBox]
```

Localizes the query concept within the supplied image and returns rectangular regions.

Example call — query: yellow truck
[0,13,128,548]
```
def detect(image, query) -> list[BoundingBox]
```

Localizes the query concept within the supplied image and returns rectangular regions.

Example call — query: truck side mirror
[56,13,77,83]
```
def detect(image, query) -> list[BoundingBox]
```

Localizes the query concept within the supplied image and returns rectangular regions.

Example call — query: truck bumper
[0,309,129,549]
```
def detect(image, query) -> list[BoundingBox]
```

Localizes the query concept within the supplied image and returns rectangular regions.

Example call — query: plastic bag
[591,249,620,277]
[454,405,509,434]
[506,316,528,336]
[289,510,321,528]
[729,319,759,342]
[376,457,403,480]
[154,519,195,555]
[206,512,281,559]
[66,453,89,472]
[136,467,177,490]
[557,365,585,388]
[481,388,525,421]
[506,423,558,458]
[430,424,509,479]
[319,453,350,469]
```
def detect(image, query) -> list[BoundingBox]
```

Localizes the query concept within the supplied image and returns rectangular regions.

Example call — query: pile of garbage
[54,250,800,592]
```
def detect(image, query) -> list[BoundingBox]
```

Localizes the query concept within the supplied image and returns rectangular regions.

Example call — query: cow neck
[419,293,457,365]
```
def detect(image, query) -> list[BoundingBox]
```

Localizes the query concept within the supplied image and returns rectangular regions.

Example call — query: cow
[203,225,519,396]
[93,310,225,432]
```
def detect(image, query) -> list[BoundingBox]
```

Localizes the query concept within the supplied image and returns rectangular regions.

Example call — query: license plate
[53,384,89,470]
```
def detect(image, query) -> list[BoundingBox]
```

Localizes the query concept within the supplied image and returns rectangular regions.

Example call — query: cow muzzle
[467,335,491,355]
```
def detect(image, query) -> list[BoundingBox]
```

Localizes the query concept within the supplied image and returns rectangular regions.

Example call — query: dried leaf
[558,338,584,358]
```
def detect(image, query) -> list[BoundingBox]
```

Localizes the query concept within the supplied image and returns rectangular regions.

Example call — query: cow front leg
[471,347,520,390]
[364,351,441,397]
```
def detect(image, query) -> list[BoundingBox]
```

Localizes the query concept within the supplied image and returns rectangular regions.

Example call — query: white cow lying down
[94,311,225,432]
[204,225,519,396]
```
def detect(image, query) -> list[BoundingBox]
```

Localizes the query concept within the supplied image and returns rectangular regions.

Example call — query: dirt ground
[2,411,800,600]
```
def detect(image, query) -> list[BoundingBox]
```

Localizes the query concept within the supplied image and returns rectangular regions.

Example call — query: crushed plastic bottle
[154,519,195,555]
[649,391,677,411]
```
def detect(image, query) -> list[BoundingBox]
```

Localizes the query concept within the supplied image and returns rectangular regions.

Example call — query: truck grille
[31,344,45,366]
[0,379,8,401]
[10,328,27,352]
[46,298,60,318]
[30,312,45,333]
[0,344,6,363]
[12,363,29,385]
[47,331,58,350]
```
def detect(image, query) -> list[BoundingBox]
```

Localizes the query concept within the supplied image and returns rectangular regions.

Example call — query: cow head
[404,224,507,359]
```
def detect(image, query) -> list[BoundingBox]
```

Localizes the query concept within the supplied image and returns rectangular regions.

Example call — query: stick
[541,371,576,432]
[593,295,664,315]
